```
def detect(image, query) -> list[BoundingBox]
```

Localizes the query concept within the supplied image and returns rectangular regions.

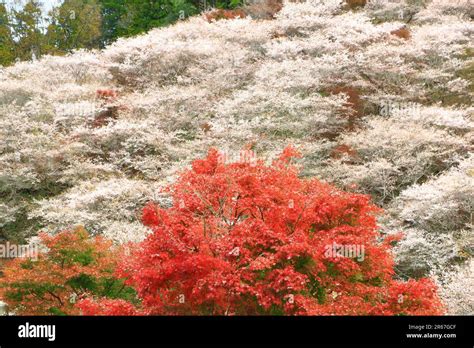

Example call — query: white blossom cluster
[0,0,472,312]
[434,259,474,315]
[388,155,473,261]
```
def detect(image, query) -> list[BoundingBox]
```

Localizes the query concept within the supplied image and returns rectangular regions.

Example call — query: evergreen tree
[12,0,44,61]
[99,0,198,41]
[97,0,127,46]
[46,0,102,52]
[0,3,15,66]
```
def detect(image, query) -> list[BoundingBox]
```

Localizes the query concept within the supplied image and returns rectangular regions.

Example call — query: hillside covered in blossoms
[0,0,473,315]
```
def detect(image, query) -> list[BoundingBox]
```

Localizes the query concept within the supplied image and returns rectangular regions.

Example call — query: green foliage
[0,228,137,315]
[0,4,15,66]
[46,0,102,52]
[98,0,194,44]
[11,0,44,61]
[0,0,244,65]
[97,0,128,45]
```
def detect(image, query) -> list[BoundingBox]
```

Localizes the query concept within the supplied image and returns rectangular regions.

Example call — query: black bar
[0,316,472,346]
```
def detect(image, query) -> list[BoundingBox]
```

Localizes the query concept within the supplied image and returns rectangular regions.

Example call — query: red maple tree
[0,227,135,315]
[78,147,444,315]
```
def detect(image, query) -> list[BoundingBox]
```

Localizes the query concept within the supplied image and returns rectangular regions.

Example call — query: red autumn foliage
[0,227,133,315]
[390,27,411,40]
[78,298,137,316]
[328,86,363,118]
[326,86,364,135]
[204,9,246,22]
[200,0,285,22]
[330,144,359,162]
[78,147,444,315]
[92,89,120,128]
[96,89,118,101]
